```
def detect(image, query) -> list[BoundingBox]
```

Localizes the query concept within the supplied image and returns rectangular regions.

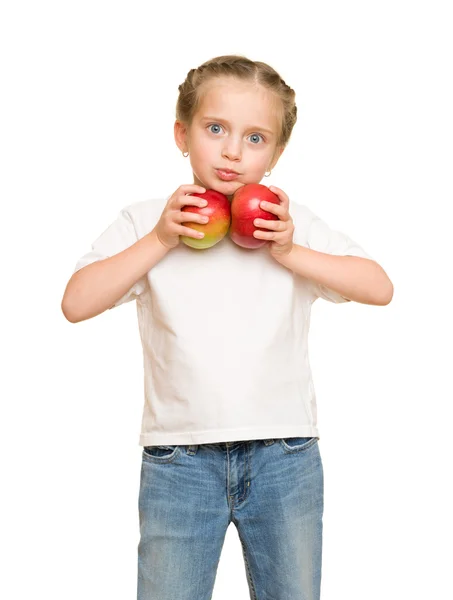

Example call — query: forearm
[275,244,394,305]
[61,228,170,323]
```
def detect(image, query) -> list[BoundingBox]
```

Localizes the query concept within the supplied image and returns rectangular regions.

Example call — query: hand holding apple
[180,189,231,249]
[154,184,211,250]
[253,185,295,259]
[173,182,294,257]
[229,183,280,249]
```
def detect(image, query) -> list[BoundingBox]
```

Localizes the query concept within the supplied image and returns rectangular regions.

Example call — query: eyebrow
[200,116,275,136]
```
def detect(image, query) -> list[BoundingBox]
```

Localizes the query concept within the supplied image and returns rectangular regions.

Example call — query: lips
[216,168,240,181]
[217,168,239,174]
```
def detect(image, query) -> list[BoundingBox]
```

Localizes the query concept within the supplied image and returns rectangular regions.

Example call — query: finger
[176,195,209,209]
[170,185,206,204]
[179,184,207,194]
[178,225,205,239]
[253,229,276,240]
[254,218,286,231]
[259,201,287,219]
[176,211,209,225]
[269,185,289,203]
[269,187,290,212]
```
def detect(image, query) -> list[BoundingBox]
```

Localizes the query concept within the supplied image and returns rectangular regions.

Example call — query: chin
[217,179,244,190]
[211,180,242,195]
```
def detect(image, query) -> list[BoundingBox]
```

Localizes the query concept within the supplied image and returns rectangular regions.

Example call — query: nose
[222,138,241,162]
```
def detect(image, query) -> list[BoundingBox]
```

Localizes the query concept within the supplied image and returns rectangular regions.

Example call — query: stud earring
[182,151,189,157]
[265,170,272,177]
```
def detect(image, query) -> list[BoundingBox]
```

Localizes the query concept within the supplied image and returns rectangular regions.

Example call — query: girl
[62,54,393,600]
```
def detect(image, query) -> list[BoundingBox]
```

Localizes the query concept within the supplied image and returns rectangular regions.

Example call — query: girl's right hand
[153,184,209,250]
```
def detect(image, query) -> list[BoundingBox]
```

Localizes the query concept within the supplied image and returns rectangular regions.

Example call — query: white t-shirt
[73,196,373,446]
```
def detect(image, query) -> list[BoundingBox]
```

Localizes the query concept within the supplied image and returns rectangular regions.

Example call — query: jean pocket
[279,437,319,454]
[142,445,181,463]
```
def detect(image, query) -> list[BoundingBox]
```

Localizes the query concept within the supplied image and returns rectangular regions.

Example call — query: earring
[265,170,272,177]
[182,151,189,157]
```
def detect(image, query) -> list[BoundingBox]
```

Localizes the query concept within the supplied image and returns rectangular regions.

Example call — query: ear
[174,120,188,153]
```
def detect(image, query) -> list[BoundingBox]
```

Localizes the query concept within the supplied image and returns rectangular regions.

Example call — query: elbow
[378,281,394,306]
[61,291,83,323]
[61,296,105,323]
[61,274,85,323]
[61,299,78,323]
[373,264,394,306]
[386,283,394,304]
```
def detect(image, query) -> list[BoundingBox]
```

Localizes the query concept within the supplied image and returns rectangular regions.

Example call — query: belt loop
[187,444,198,455]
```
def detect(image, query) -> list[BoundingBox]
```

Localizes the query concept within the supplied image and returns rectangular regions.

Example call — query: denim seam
[237,531,258,600]
[280,437,318,454]
[142,446,180,463]
[237,443,251,505]
[227,443,252,507]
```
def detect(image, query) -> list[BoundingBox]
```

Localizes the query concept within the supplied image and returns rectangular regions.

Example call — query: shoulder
[121,196,168,219]
[289,199,319,243]
[119,197,169,235]
[289,199,318,222]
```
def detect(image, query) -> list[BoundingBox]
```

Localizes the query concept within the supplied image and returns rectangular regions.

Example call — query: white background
[1,1,451,598]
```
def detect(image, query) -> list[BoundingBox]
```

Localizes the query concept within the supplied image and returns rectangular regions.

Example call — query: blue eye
[208,124,222,134]
[207,124,264,143]
[249,133,264,144]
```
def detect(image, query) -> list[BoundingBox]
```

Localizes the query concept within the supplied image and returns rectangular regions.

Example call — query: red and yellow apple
[229,183,280,249]
[180,189,231,249]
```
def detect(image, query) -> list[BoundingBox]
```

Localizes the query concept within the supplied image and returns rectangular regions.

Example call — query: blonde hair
[176,55,297,152]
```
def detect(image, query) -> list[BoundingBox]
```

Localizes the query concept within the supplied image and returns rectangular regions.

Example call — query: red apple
[229,183,280,249]
[180,189,231,249]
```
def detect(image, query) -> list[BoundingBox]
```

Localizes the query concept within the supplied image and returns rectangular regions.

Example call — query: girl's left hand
[253,185,295,259]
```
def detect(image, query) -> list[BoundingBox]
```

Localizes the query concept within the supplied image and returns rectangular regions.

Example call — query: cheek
[192,139,214,161]
[248,144,274,163]
[249,153,272,170]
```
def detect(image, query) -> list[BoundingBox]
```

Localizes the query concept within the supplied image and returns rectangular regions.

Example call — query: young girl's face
[175,77,284,199]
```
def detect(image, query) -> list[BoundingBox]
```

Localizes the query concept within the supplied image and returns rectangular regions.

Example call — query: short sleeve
[305,215,374,304]
[73,208,148,309]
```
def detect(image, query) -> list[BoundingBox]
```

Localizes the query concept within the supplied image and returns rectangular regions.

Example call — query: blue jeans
[138,437,324,600]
